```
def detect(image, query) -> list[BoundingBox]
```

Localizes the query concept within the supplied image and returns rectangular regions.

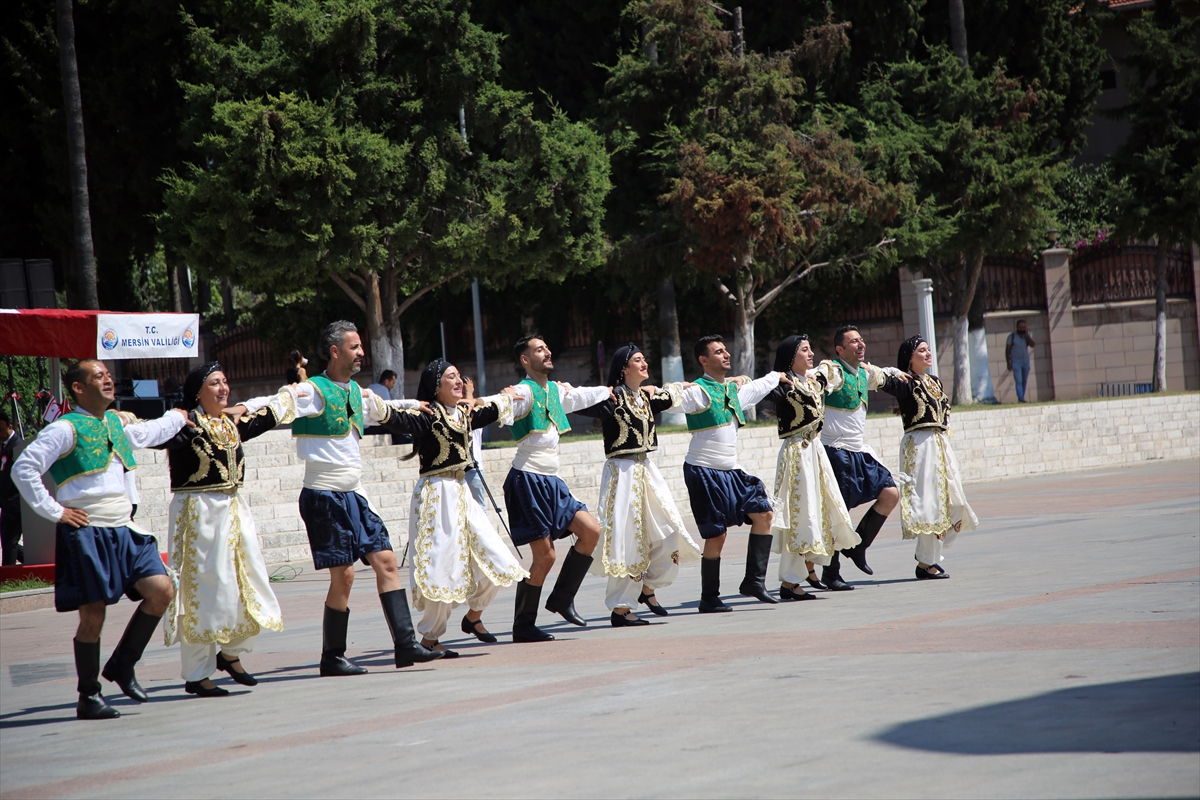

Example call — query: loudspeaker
[24,260,56,309]
[0,259,27,308]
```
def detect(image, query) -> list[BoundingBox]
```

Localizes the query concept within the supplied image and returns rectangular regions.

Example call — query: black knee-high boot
[822,552,855,591]
[101,607,161,702]
[319,605,368,676]
[738,534,778,604]
[379,589,444,668]
[512,580,554,642]
[699,557,732,613]
[845,508,887,575]
[75,639,119,720]
[545,548,593,626]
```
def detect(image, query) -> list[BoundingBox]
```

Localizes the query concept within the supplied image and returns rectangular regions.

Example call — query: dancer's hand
[417,401,435,416]
[640,384,658,396]
[730,375,750,388]
[59,507,90,528]
[778,372,793,386]
[222,404,247,418]
[170,407,199,427]
[501,385,519,398]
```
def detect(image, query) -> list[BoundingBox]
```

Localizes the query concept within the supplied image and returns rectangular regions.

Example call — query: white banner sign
[96,313,200,359]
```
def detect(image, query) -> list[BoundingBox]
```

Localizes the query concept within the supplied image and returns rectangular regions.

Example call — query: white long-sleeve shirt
[249,377,415,468]
[679,372,781,470]
[820,362,902,456]
[504,379,612,476]
[12,409,186,522]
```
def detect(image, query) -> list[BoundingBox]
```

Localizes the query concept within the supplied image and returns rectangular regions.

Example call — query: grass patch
[0,577,53,593]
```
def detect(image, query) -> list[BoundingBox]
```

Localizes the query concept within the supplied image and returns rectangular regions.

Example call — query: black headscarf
[606,343,641,388]
[773,335,809,373]
[897,335,926,373]
[416,358,452,403]
[180,361,222,410]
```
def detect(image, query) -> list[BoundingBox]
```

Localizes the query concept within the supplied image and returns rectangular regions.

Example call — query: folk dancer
[12,360,189,719]
[501,336,613,642]
[679,335,789,612]
[820,325,908,591]
[159,363,296,697]
[885,337,978,578]
[767,336,858,600]
[581,344,701,627]
[290,321,442,675]
[380,359,527,653]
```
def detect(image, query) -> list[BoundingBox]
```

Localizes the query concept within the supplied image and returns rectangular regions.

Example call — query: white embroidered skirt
[771,435,859,558]
[593,456,701,580]
[898,430,979,541]
[407,475,528,610]
[164,491,283,646]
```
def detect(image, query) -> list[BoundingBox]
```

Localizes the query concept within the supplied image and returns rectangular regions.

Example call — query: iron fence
[1070,242,1193,306]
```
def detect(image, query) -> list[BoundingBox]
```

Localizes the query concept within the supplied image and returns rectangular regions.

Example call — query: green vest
[685,375,746,432]
[825,360,869,411]
[291,375,364,438]
[510,379,571,442]
[48,411,137,486]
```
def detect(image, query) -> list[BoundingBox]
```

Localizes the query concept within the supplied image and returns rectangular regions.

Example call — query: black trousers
[0,503,22,565]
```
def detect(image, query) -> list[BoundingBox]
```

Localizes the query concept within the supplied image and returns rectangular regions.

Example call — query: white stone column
[913,277,939,377]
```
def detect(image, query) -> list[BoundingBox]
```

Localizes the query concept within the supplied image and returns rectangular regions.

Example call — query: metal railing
[1070,242,1193,306]
[932,254,1047,316]
[1098,381,1153,397]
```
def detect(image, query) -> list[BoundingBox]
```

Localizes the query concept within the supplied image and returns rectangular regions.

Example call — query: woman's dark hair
[773,335,809,373]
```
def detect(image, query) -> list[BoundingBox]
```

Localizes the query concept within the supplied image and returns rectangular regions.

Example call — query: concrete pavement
[1,459,1197,799]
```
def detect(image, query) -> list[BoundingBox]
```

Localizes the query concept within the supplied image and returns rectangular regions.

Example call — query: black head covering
[416,358,452,403]
[897,335,926,373]
[607,343,641,388]
[181,361,222,410]
[773,335,809,373]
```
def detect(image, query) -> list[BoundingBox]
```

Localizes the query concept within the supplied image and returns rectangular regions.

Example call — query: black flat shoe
[805,570,828,591]
[184,681,230,697]
[638,591,669,617]
[698,596,733,613]
[611,611,650,627]
[915,565,950,580]
[780,584,819,601]
[826,576,855,591]
[76,693,120,720]
[461,616,498,643]
[216,653,258,686]
[424,643,460,659]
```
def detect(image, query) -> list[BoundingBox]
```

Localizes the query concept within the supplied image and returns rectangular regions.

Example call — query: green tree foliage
[159,0,611,389]
[1052,161,1125,249]
[643,1,900,394]
[1109,3,1200,392]
[855,46,1059,404]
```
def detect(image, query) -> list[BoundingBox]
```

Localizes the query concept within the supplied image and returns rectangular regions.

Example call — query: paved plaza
[1,459,1197,799]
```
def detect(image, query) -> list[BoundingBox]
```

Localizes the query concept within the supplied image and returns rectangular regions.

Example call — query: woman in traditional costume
[767,336,859,600]
[382,360,527,654]
[885,337,978,579]
[583,344,700,627]
[160,363,296,697]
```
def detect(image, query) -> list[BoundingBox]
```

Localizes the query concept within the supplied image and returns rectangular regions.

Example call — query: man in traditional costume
[501,336,612,642]
[679,335,788,612]
[159,362,297,696]
[820,325,906,591]
[291,320,442,675]
[381,359,527,652]
[12,360,189,719]
[580,344,701,626]
[884,336,978,578]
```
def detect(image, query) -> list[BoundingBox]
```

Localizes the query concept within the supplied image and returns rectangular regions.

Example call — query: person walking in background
[368,370,398,401]
[0,410,25,565]
[1005,320,1035,403]
[286,350,309,385]
[885,337,978,578]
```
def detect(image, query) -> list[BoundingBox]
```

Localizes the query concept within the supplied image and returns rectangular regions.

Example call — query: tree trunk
[948,0,969,69]
[950,252,985,405]
[56,0,98,310]
[658,278,685,425]
[1152,238,1169,392]
[221,278,236,325]
[362,269,407,396]
[967,290,996,402]
[732,279,757,420]
[170,263,194,313]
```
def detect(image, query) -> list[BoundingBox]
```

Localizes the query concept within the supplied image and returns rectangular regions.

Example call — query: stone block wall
[128,392,1200,566]
[1070,299,1199,391]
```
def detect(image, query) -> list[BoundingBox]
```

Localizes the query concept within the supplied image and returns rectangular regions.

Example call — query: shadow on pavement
[874,672,1200,754]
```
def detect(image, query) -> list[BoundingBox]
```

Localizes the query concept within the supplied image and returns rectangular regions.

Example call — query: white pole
[913,278,939,377]
[471,278,486,397]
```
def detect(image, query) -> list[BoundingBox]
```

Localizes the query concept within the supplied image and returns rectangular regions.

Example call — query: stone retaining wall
[129,393,1200,565]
